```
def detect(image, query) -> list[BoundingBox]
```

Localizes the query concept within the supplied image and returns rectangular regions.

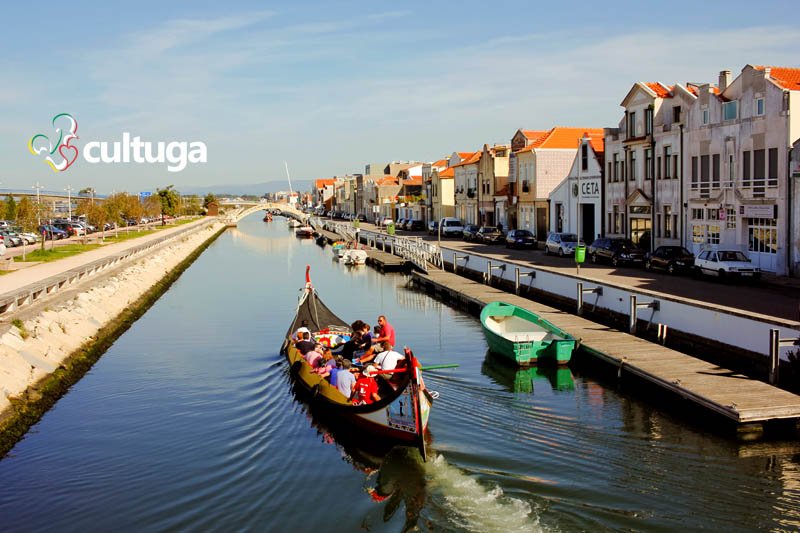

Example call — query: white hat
[297,327,310,334]
[363,365,377,378]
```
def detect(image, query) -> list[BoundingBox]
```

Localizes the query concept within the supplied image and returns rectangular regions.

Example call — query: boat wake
[425,453,544,532]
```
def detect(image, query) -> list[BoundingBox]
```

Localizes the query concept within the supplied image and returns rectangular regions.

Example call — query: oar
[419,364,459,371]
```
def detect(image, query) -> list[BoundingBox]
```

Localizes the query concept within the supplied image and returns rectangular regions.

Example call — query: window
[743,151,751,187]
[581,143,588,171]
[723,101,738,121]
[707,207,719,221]
[707,225,721,245]
[700,154,710,196]
[691,156,698,188]
[607,162,612,183]
[656,213,662,238]
[754,149,765,193]
[768,148,778,187]
[645,148,653,180]
[628,111,636,137]
[755,97,765,117]
[664,147,672,179]
[692,208,704,220]
[656,156,662,179]
[702,108,709,125]
[728,155,735,185]
[672,214,678,237]
[748,217,777,254]
[673,106,681,124]
[645,108,653,135]
[673,153,679,180]
[613,205,621,234]
[613,154,619,182]
[630,151,637,181]
[726,207,736,229]
[712,154,720,189]
[692,224,705,244]
[664,206,673,238]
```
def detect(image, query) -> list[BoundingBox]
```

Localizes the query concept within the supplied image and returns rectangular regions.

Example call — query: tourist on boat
[336,359,356,399]
[315,348,337,377]
[294,332,316,356]
[373,342,406,376]
[352,365,381,405]
[305,344,325,368]
[339,329,363,360]
[373,315,396,346]
[327,356,344,388]
[293,326,311,342]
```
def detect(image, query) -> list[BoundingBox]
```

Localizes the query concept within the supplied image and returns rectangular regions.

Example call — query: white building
[549,133,605,241]
[685,66,800,275]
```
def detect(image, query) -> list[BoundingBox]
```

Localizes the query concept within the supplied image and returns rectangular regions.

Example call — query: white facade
[549,137,604,242]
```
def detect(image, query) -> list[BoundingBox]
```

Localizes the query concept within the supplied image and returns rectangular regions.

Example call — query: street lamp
[65,185,73,220]
[32,182,44,226]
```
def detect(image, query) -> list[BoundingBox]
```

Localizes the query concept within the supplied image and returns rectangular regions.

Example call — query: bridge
[217,200,307,226]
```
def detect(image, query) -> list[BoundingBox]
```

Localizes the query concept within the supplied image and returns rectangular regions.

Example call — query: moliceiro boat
[480,301,576,366]
[281,267,432,459]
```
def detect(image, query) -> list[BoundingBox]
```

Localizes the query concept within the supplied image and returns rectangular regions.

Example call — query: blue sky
[1,0,798,193]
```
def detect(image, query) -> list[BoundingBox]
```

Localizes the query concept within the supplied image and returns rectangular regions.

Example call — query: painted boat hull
[480,301,576,366]
[282,275,431,458]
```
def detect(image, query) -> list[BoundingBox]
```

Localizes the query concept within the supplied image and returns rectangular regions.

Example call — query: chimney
[719,70,732,92]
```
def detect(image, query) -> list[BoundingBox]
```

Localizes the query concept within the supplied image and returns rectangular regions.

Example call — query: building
[508,130,548,229]
[477,144,510,228]
[453,152,481,224]
[604,81,695,252]
[548,132,605,241]
[684,66,800,275]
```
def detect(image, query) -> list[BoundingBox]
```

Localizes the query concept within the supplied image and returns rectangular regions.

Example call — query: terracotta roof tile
[376,177,398,186]
[645,82,672,98]
[755,65,800,91]
[315,179,335,188]
[431,159,448,167]
[451,151,481,168]
[402,176,423,186]
[521,129,547,140]
[517,127,604,152]
[438,167,454,178]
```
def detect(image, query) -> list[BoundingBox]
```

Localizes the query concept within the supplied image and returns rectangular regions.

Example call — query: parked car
[38,225,68,240]
[379,216,393,227]
[588,238,646,266]
[476,226,504,244]
[440,217,465,237]
[427,220,438,235]
[395,218,407,230]
[462,224,480,241]
[408,220,425,231]
[53,222,84,236]
[645,246,695,274]
[544,232,582,257]
[505,229,537,249]
[694,250,761,281]
[0,230,21,247]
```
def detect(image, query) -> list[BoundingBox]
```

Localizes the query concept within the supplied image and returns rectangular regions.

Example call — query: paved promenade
[0,218,213,299]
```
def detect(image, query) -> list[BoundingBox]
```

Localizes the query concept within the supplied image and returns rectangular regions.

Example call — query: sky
[1,0,798,194]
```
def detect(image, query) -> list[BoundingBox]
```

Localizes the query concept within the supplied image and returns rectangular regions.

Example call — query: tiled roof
[451,151,481,168]
[438,167,454,178]
[517,127,604,152]
[756,65,800,91]
[315,178,335,188]
[402,176,423,186]
[431,159,448,168]
[645,82,672,98]
[521,129,547,140]
[457,151,477,160]
[585,132,604,154]
[376,177,398,186]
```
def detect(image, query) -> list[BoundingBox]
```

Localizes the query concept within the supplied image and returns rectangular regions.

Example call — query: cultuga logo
[29,113,207,173]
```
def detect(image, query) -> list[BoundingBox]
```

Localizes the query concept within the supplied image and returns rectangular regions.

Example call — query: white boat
[287,219,301,228]
[342,249,368,265]
[295,225,314,237]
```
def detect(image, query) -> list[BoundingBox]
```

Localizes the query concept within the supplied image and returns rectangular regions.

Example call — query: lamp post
[33,182,44,226]
[65,185,73,221]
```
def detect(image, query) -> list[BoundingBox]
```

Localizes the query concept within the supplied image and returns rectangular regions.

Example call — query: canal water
[1,213,799,532]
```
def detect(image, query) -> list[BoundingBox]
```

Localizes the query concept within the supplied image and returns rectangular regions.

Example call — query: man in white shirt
[373,341,405,376]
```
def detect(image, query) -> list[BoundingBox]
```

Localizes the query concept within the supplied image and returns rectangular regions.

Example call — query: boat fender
[429,390,440,400]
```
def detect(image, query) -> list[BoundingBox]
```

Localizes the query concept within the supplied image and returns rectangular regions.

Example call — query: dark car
[589,238,646,266]
[645,246,695,274]
[462,224,480,241]
[476,226,504,244]
[505,229,537,249]
[38,224,68,240]
[408,219,425,231]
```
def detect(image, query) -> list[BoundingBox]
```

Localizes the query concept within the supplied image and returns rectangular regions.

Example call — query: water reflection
[482,351,575,393]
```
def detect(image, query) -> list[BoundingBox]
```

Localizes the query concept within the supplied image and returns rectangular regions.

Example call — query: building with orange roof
[511,127,603,237]
[477,144,511,227]
[604,79,697,251]
[682,65,800,275]
[452,151,481,224]
[549,133,605,240]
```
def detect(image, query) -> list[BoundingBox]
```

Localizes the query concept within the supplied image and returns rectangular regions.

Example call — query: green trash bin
[575,245,586,263]
[387,222,395,235]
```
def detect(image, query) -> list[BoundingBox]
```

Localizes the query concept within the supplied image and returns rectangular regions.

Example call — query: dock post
[486,261,492,285]
[769,328,780,385]
[629,295,637,334]
[453,253,460,273]
[514,267,535,295]
[577,282,584,315]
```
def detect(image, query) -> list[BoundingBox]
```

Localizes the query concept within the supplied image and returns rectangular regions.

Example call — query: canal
[1,212,799,531]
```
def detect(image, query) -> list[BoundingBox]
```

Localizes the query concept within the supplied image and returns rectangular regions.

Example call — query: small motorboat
[480,301,576,366]
[287,219,302,228]
[342,249,367,265]
[295,225,314,237]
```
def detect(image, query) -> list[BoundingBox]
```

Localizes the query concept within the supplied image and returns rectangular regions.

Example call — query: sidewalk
[0,218,214,297]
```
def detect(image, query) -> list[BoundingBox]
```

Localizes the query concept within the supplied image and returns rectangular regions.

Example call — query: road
[357,222,800,322]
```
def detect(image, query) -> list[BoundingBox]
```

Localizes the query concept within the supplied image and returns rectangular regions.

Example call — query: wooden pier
[366,249,410,272]
[410,269,800,439]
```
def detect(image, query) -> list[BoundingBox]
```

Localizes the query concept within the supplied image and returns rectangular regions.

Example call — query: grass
[15,243,104,263]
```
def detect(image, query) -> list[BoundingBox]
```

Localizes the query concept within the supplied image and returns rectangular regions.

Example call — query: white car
[694,250,761,281]
[439,217,465,237]
[379,217,393,227]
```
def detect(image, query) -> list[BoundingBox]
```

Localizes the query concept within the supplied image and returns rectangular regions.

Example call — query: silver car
[544,232,582,257]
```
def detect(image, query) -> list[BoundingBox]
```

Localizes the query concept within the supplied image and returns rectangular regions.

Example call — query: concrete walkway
[0,218,214,298]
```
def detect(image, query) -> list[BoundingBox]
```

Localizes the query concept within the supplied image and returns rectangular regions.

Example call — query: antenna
[284,161,293,195]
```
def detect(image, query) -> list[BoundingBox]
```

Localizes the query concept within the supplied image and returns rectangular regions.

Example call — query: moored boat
[480,301,576,366]
[281,267,432,459]
[295,225,314,237]
[342,249,367,265]
[287,219,302,228]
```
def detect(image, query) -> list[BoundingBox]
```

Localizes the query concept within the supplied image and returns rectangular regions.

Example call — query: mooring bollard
[514,267,535,295]
[486,261,505,286]
[629,295,659,335]
[576,283,603,316]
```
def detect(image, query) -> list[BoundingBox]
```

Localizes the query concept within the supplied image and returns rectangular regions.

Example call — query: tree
[184,195,202,216]
[203,193,217,209]
[15,196,38,232]
[4,195,16,221]
[78,199,109,240]
[157,185,180,217]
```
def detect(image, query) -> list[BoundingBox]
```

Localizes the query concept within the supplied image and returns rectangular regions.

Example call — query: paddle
[419,364,459,371]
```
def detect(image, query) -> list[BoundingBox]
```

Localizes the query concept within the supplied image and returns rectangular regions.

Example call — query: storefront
[744,204,778,272]
[548,177,602,243]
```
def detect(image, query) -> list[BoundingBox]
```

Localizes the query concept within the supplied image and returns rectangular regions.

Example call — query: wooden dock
[411,269,800,439]
[366,249,410,272]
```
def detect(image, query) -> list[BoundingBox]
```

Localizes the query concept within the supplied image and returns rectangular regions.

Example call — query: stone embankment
[0,221,225,451]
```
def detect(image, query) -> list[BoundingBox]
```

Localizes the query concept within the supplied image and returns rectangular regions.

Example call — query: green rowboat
[480,301,576,366]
